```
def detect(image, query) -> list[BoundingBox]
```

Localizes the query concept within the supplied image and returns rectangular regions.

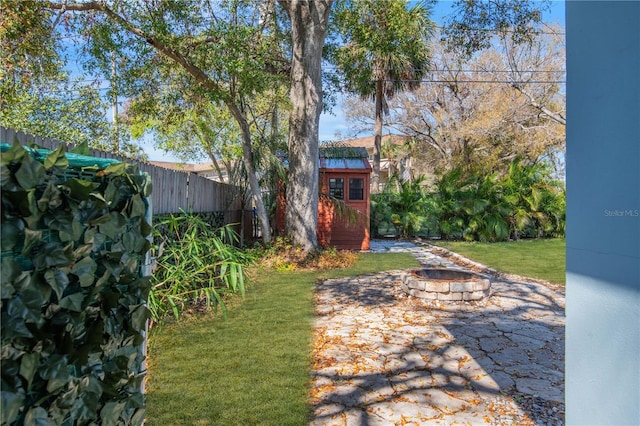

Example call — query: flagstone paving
[310,240,565,426]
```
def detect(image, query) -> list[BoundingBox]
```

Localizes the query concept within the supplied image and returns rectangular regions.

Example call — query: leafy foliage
[149,213,253,323]
[442,0,552,57]
[1,76,113,148]
[1,142,151,425]
[502,159,566,238]
[344,26,565,177]
[0,0,60,86]
[371,174,435,238]
[434,168,511,241]
[11,0,291,243]
[330,0,433,99]
[433,160,565,241]
[372,159,565,241]
[0,2,144,157]
[330,0,434,189]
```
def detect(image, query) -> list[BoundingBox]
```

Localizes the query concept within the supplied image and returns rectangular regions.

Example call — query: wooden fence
[0,127,242,216]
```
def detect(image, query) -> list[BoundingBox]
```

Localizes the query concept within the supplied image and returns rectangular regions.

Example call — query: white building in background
[149,160,229,182]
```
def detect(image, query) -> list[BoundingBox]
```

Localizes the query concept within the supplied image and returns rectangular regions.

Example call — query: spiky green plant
[432,160,565,241]
[502,159,566,239]
[371,174,434,238]
[149,213,253,323]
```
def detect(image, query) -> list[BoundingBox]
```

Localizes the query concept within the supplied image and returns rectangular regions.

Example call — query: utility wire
[26,76,565,102]
[55,67,566,86]
[380,79,565,84]
[433,24,565,36]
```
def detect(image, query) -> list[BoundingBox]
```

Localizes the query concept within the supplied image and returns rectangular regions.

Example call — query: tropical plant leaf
[0,221,21,251]
[70,142,90,156]
[100,402,126,426]
[60,293,85,312]
[21,227,43,256]
[71,257,98,287]
[128,194,147,218]
[25,406,56,426]
[130,304,149,331]
[1,390,24,424]
[40,355,70,393]
[34,243,73,269]
[37,180,64,212]
[64,178,100,202]
[44,145,69,171]
[99,212,126,239]
[44,268,70,300]
[19,352,40,389]
[14,152,44,190]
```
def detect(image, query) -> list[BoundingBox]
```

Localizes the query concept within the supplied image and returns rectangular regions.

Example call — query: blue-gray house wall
[566,2,640,424]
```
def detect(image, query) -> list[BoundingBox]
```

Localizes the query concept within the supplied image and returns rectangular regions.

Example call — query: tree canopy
[0,0,140,155]
[442,0,552,57]
[330,0,434,191]
[343,26,565,178]
[1,0,564,250]
[34,0,299,244]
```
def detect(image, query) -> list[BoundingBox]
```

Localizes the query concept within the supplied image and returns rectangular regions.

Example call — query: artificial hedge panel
[1,142,152,425]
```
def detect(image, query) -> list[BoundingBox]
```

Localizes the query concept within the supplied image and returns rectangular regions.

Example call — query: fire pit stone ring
[400,268,492,301]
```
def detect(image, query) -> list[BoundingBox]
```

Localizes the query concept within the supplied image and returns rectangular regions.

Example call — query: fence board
[1,127,240,216]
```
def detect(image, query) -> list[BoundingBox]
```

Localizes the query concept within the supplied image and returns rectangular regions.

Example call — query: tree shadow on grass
[311,271,565,425]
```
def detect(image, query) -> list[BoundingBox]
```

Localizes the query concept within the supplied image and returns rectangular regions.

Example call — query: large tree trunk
[372,79,384,193]
[278,0,332,251]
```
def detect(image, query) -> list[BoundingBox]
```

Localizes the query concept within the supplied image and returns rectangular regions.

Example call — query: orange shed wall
[275,170,371,250]
[318,169,370,250]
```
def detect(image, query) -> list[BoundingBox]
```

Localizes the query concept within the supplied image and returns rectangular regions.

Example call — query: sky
[140,0,566,162]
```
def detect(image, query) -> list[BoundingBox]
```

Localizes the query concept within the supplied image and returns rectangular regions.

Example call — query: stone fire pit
[401,268,492,301]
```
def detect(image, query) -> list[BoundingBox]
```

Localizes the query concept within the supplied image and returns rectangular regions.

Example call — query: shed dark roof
[319,146,371,171]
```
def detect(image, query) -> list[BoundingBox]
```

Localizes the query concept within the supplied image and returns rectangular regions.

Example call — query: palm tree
[332,0,434,192]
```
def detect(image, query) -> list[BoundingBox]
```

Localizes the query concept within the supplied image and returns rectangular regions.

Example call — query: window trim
[348,177,365,201]
[329,177,344,200]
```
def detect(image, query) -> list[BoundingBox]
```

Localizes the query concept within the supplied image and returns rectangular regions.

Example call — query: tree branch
[512,84,566,125]
[44,1,226,99]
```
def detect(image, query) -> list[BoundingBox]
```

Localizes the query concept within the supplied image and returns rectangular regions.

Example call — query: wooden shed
[276,146,372,250]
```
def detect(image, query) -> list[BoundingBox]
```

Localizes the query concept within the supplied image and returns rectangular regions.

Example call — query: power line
[54,20,565,37]
[28,78,565,102]
[323,66,565,73]
[62,68,566,85]
[381,79,565,84]
[432,24,565,36]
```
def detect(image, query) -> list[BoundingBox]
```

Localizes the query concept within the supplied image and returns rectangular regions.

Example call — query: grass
[432,238,566,285]
[145,252,419,425]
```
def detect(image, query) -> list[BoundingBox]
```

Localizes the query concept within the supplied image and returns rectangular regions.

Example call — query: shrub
[149,213,253,323]
[433,160,565,241]
[1,142,150,425]
[371,174,434,238]
[374,160,566,241]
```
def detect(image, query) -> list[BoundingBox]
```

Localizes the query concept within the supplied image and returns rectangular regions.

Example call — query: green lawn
[145,252,419,425]
[432,238,566,285]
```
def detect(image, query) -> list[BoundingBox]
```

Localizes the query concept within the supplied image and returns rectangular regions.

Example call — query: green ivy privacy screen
[1,142,153,425]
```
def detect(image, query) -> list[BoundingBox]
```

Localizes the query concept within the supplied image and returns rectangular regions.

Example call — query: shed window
[329,178,344,199]
[349,178,364,200]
